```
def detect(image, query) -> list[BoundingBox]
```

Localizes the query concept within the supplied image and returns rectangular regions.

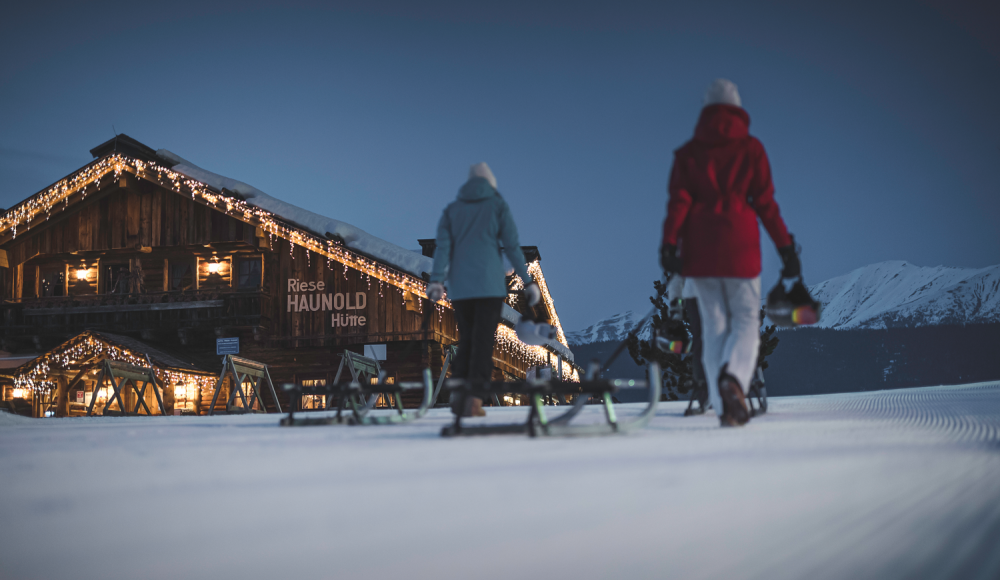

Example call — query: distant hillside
[566,261,1000,394]
[566,310,650,346]
[811,261,1000,329]
[765,324,1000,396]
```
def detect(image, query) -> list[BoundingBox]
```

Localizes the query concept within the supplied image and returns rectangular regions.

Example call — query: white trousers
[689,277,761,417]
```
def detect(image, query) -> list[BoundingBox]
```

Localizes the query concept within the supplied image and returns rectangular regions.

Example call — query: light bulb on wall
[207,258,220,274]
[75,266,87,280]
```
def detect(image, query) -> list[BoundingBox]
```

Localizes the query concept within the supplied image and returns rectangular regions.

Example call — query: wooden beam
[23,299,224,316]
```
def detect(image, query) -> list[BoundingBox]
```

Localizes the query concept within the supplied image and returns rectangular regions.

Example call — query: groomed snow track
[2,380,999,580]
[780,381,1000,447]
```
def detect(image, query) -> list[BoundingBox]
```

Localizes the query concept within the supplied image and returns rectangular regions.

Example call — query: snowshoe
[766,276,821,327]
[515,318,556,346]
[655,317,692,354]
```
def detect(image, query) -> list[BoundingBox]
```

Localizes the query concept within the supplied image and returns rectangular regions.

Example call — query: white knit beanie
[469,162,498,189]
[704,78,742,107]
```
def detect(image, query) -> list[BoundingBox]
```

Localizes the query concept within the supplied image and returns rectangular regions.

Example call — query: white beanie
[704,78,742,107]
[469,162,497,189]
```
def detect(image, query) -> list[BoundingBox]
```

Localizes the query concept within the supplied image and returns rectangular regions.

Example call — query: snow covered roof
[155,149,574,358]
[155,150,433,279]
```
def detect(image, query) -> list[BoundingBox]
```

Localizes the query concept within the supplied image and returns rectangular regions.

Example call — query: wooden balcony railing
[0,290,269,335]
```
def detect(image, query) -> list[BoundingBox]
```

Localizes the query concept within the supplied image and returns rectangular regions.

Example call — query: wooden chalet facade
[0,135,577,417]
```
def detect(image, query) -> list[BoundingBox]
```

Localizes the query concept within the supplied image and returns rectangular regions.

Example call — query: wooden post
[54,375,69,418]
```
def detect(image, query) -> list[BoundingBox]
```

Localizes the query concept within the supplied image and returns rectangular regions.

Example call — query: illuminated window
[301,378,326,410]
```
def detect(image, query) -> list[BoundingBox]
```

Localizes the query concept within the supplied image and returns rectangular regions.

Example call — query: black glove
[778,235,801,279]
[660,244,682,275]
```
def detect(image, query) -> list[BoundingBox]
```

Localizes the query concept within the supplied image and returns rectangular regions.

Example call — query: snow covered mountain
[566,310,651,345]
[567,261,1000,344]
[810,261,1000,329]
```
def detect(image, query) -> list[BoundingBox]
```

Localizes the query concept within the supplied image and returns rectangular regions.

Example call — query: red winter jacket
[662,104,792,278]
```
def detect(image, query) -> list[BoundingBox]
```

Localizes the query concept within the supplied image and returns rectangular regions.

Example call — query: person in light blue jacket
[427,162,541,416]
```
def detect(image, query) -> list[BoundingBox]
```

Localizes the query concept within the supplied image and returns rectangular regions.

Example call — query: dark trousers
[452,297,504,383]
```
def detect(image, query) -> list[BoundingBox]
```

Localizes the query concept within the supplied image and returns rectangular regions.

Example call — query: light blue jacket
[430,177,532,300]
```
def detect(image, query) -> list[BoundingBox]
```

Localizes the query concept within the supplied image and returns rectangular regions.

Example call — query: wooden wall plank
[127,190,140,248]
[139,191,152,247]
[151,190,162,246]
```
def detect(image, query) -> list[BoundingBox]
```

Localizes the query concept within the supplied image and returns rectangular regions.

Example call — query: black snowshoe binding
[766,276,821,327]
[655,299,692,354]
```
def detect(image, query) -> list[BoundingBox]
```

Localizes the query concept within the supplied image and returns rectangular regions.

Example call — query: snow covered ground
[2,382,999,580]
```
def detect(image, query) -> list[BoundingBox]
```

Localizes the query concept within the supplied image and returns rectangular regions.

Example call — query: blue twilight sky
[1,0,998,331]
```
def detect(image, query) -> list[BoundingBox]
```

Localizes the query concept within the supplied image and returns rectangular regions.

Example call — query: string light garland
[494,326,580,382]
[1,153,576,381]
[14,331,216,394]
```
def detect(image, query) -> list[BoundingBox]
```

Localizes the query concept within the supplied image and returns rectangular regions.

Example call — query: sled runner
[279,366,434,427]
[440,362,661,437]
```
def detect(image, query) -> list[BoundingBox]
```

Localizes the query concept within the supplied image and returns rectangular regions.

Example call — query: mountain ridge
[567,261,1000,345]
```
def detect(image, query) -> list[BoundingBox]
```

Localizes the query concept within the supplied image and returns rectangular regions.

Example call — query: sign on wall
[216,337,240,355]
[286,278,369,328]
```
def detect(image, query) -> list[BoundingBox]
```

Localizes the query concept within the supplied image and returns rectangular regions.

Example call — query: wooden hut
[0,135,577,417]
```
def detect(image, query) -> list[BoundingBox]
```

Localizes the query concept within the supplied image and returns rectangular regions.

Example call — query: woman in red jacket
[661,79,800,427]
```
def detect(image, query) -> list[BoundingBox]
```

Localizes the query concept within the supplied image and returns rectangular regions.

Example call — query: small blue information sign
[216,337,239,356]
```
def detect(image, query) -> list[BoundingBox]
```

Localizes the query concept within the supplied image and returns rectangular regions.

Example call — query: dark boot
[718,372,749,427]
[465,396,487,417]
[450,394,487,417]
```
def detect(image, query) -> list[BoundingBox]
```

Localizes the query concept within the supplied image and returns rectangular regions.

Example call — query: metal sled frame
[318,350,386,417]
[279,368,434,426]
[86,357,166,417]
[430,345,457,407]
[208,355,282,415]
[441,362,661,437]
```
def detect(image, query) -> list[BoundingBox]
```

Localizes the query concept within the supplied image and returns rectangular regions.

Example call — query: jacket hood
[694,104,750,144]
[469,162,498,189]
[457,177,497,202]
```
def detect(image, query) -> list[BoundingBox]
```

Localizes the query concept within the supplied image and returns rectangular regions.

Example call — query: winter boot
[451,394,487,417]
[717,372,749,427]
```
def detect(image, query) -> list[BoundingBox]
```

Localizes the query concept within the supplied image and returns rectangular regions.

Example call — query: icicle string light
[1,154,576,382]
[13,332,216,394]
[495,326,580,382]
[0,154,436,300]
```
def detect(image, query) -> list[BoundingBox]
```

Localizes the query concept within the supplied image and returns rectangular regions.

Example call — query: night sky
[2,0,998,331]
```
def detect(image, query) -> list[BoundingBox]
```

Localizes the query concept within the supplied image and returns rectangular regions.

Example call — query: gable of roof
[89,133,162,164]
